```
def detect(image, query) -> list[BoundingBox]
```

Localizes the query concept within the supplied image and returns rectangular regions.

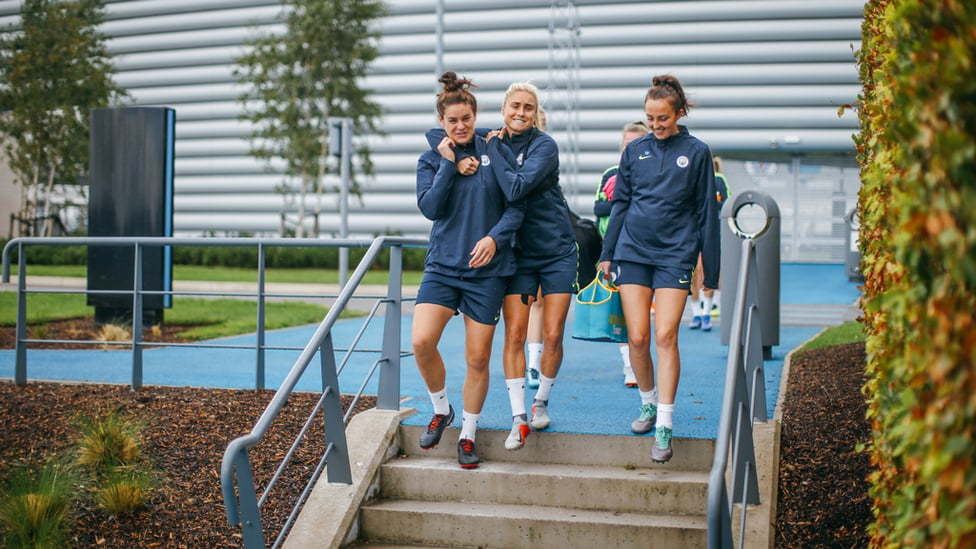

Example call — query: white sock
[534,374,556,403]
[460,410,480,441]
[619,345,631,368]
[702,294,714,315]
[527,342,543,371]
[640,388,658,406]
[690,298,700,317]
[657,402,674,429]
[429,388,450,416]
[506,377,527,418]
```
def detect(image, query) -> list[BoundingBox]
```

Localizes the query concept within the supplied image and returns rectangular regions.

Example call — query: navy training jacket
[483,128,576,258]
[416,135,524,278]
[599,126,721,289]
[426,127,576,259]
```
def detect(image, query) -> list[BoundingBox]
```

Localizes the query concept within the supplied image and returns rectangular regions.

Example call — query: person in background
[594,120,650,387]
[598,75,720,463]
[412,72,524,469]
[523,107,548,390]
[689,156,730,331]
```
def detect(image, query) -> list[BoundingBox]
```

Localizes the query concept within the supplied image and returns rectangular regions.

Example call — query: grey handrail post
[319,332,351,483]
[132,243,144,390]
[256,243,267,390]
[377,242,402,410]
[742,255,767,423]
[233,450,265,548]
[15,242,27,386]
[708,239,763,548]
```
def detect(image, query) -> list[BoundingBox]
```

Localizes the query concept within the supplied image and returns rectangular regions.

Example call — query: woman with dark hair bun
[598,74,721,463]
[412,71,525,469]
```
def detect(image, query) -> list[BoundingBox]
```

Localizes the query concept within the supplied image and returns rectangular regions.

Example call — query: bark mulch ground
[1,323,872,547]
[776,341,873,548]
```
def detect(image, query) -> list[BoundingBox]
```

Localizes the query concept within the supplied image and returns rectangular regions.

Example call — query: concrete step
[347,425,712,548]
[358,498,707,549]
[380,456,709,516]
[344,541,457,549]
[398,424,715,471]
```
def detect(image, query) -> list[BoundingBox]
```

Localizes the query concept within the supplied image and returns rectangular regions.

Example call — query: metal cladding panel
[1,0,866,256]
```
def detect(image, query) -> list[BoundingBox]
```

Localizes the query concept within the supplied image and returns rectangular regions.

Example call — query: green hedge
[0,238,428,271]
[857,1,976,546]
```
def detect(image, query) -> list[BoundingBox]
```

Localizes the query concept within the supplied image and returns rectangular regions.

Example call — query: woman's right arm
[486,134,559,202]
[416,152,457,220]
[599,152,632,263]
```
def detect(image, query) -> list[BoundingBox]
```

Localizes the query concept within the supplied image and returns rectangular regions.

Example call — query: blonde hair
[504,81,541,104]
[713,156,724,173]
[536,106,547,130]
[621,120,649,148]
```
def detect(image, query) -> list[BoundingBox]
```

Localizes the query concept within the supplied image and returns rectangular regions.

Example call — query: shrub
[0,460,75,549]
[75,412,143,476]
[856,1,976,546]
[94,324,130,348]
[94,469,152,517]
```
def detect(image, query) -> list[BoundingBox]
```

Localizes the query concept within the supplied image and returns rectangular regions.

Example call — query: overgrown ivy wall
[856,1,976,546]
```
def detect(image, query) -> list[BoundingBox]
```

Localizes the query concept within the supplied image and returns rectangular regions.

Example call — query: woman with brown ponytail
[597,75,720,463]
[412,72,525,469]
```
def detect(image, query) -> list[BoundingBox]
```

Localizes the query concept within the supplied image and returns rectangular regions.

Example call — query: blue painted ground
[1,263,861,441]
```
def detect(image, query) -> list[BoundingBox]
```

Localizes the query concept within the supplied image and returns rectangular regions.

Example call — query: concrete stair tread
[364,497,707,528]
[398,425,714,471]
[358,498,708,548]
[380,454,709,515]
[384,454,709,483]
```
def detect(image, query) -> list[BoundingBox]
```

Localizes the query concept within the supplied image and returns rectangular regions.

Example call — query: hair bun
[439,71,475,93]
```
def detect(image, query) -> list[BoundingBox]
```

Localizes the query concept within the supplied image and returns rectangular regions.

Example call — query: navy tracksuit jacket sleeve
[485,133,560,202]
[416,153,457,220]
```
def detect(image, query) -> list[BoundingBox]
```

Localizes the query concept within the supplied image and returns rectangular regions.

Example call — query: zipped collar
[649,125,690,148]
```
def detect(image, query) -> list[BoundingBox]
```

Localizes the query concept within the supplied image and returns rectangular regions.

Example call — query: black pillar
[87,107,175,327]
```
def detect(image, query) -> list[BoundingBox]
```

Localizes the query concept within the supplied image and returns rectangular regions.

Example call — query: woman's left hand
[485,127,508,143]
[468,236,497,268]
[457,156,479,176]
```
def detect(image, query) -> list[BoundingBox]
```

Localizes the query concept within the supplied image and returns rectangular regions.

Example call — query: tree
[0,0,127,236]
[235,0,385,238]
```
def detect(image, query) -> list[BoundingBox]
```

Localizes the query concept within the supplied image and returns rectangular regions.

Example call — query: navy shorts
[611,260,693,291]
[506,244,579,299]
[416,272,507,325]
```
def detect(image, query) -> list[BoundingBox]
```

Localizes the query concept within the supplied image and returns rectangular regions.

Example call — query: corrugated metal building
[0,0,865,261]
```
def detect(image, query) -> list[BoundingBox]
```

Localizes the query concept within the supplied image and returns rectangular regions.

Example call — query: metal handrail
[2,234,427,548]
[707,238,767,548]
[1,235,409,389]
[219,237,424,548]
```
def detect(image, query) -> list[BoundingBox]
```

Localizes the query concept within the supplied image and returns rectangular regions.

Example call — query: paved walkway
[1,263,861,441]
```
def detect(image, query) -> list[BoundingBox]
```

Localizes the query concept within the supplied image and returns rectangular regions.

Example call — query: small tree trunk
[296,174,308,238]
[22,164,40,235]
[42,164,57,236]
[313,138,327,237]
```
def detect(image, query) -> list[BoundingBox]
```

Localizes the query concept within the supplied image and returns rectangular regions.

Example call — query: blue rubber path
[1,263,861,440]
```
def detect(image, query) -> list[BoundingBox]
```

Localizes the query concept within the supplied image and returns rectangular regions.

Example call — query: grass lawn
[797,320,866,351]
[8,264,425,286]
[2,264,418,340]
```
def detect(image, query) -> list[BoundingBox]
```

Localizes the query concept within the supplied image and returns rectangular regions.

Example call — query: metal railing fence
[2,234,426,549]
[1,236,424,391]
[707,238,768,548]
[218,236,425,548]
